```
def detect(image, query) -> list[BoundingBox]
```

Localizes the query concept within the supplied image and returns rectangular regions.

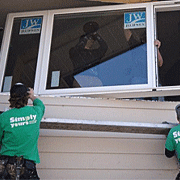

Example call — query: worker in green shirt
[0,83,45,179]
[165,104,180,180]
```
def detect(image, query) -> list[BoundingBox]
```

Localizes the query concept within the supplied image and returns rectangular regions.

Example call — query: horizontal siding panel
[38,153,177,170]
[39,96,177,110]
[43,105,175,124]
[38,137,166,154]
[0,104,9,112]
[37,169,178,180]
[0,95,177,111]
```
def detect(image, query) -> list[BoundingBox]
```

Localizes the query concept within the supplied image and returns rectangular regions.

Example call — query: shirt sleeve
[33,98,45,119]
[165,129,175,151]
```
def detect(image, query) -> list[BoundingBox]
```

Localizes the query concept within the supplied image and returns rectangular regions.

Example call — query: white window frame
[38,3,156,96]
[0,10,48,95]
[152,2,180,96]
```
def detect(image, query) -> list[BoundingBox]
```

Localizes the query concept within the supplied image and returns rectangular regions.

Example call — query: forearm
[30,95,37,102]
[28,88,37,102]
[94,34,108,52]
[158,50,163,67]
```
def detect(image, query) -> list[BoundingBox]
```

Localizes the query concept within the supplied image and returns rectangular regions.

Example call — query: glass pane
[157,10,180,87]
[47,9,147,89]
[2,16,43,92]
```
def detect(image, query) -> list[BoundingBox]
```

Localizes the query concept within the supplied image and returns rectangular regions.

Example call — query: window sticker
[124,11,146,29]
[51,71,60,87]
[3,76,12,92]
[19,17,42,35]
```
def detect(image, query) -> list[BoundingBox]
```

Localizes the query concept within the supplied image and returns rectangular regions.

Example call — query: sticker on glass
[19,17,42,35]
[124,11,146,29]
[3,76,12,92]
[51,71,60,87]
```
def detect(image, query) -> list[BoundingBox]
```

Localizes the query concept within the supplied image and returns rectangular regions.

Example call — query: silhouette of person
[68,21,108,87]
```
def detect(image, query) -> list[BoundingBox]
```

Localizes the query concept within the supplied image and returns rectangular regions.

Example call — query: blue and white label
[124,12,146,29]
[19,17,42,35]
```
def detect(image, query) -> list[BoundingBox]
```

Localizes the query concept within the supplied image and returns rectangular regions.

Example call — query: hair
[8,83,29,108]
[9,94,29,109]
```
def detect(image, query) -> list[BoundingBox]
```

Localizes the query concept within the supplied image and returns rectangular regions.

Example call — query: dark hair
[175,104,180,121]
[8,83,29,108]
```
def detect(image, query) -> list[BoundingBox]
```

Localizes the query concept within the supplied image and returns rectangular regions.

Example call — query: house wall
[38,130,177,179]
[0,94,179,179]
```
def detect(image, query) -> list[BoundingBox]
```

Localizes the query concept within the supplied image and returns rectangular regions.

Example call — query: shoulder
[171,124,180,131]
[168,125,180,136]
[0,108,13,116]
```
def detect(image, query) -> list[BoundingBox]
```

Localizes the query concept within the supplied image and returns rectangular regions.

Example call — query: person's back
[0,83,45,179]
[165,104,180,180]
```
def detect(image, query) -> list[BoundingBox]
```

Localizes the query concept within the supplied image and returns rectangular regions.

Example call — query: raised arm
[154,39,163,67]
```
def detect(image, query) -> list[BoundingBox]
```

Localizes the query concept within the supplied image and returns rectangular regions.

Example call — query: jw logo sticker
[124,12,146,29]
[19,17,42,35]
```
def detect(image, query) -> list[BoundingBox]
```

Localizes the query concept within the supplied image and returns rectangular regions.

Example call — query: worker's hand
[27,88,37,101]
[154,39,161,48]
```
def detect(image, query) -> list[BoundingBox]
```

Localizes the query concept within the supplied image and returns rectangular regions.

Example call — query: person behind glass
[69,21,108,71]
[0,83,45,179]
[124,29,163,68]
[154,39,163,68]
[165,104,180,180]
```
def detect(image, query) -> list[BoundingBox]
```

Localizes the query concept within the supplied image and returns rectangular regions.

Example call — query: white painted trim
[154,3,180,12]
[34,12,49,94]
[49,3,148,15]
[0,14,14,92]
[38,10,55,95]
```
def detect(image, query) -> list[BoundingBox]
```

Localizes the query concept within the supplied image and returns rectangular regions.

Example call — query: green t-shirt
[0,98,45,163]
[165,124,180,160]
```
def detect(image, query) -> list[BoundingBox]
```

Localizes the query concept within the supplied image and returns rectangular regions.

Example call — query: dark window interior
[157,10,180,101]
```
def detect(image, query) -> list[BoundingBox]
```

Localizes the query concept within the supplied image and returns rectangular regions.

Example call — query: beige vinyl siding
[37,131,178,179]
[39,96,177,124]
[37,170,177,180]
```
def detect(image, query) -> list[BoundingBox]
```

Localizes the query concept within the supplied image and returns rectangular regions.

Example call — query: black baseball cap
[83,21,99,34]
[10,83,29,98]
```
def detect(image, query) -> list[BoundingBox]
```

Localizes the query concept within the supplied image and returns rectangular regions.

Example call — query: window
[2,17,42,92]
[155,5,180,101]
[0,12,47,94]
[46,9,148,90]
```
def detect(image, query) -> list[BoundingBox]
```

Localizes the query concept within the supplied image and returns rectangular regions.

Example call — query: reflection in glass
[75,43,147,87]
[46,9,147,89]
